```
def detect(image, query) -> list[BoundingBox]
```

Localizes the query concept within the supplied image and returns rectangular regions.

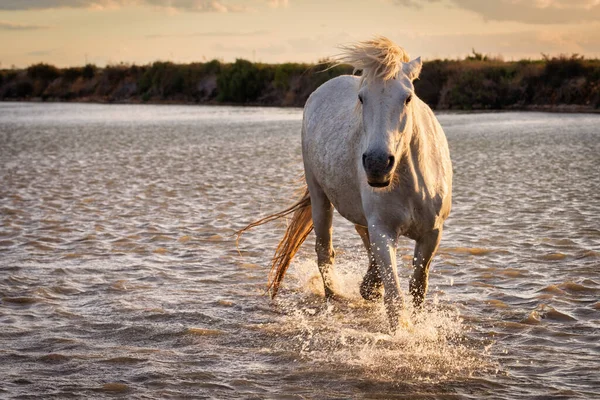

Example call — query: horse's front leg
[409,228,442,307]
[355,224,383,301]
[308,183,336,299]
[368,221,403,330]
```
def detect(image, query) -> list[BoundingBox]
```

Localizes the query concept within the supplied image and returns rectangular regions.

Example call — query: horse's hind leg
[409,228,442,307]
[306,176,336,299]
[355,225,383,301]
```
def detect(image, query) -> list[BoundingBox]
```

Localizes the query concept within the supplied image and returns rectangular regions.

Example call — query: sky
[1,0,600,68]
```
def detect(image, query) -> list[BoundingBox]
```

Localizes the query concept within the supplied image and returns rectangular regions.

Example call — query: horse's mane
[337,36,410,85]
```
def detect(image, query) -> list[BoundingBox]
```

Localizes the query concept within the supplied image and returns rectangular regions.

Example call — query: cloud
[0,20,51,30]
[143,0,244,13]
[146,29,270,39]
[394,0,600,24]
[452,0,600,24]
[26,49,55,56]
[0,0,246,12]
[404,27,600,59]
[266,0,288,7]
[393,0,440,9]
[212,42,289,57]
[0,0,109,10]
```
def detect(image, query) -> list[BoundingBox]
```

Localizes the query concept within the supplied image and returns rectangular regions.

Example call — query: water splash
[265,257,494,383]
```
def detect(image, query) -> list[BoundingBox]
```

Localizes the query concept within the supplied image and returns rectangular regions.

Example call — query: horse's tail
[236,185,313,298]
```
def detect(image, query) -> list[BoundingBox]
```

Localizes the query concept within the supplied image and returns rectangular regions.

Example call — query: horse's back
[302,75,367,225]
[303,75,360,136]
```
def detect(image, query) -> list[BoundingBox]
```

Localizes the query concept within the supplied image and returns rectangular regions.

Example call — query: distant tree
[63,67,83,81]
[217,59,263,103]
[466,49,488,62]
[542,54,585,86]
[202,59,221,75]
[14,81,34,98]
[82,64,96,79]
[27,63,60,81]
[104,63,129,83]
[273,63,303,91]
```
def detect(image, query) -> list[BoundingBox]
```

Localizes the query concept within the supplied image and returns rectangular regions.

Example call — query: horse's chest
[326,181,367,226]
[310,154,366,225]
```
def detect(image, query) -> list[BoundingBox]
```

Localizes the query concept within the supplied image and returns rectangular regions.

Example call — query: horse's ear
[403,57,422,81]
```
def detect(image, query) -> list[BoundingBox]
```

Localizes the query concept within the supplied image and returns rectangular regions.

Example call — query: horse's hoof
[360,280,383,301]
[325,290,348,304]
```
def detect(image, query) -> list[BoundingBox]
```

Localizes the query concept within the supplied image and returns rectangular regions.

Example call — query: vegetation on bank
[1,52,599,111]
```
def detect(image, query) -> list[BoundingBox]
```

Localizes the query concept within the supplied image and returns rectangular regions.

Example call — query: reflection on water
[0,103,599,399]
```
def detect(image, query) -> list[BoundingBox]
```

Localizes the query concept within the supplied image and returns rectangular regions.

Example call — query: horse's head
[358,57,422,188]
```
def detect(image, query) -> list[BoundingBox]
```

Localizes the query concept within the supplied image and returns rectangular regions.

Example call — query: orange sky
[1,0,600,67]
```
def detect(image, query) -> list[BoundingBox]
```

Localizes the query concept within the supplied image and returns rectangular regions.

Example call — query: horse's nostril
[362,153,367,169]
[387,156,395,170]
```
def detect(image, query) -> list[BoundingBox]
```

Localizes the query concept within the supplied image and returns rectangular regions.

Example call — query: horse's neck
[398,100,439,190]
[405,100,431,160]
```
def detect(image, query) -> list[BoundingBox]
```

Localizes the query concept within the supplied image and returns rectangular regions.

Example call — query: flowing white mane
[337,36,410,85]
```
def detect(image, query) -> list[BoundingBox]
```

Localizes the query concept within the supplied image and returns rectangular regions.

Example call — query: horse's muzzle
[368,180,391,188]
[363,151,395,187]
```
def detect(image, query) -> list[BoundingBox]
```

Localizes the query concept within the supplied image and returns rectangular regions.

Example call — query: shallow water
[0,102,599,399]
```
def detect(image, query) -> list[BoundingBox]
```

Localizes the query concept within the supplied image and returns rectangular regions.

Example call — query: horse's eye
[405,94,413,105]
[358,94,363,104]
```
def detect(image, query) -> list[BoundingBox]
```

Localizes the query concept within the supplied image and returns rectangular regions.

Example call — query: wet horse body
[303,75,450,233]
[241,37,452,330]
[303,71,452,327]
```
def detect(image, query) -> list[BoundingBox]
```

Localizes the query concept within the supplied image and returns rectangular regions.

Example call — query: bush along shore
[1,53,600,112]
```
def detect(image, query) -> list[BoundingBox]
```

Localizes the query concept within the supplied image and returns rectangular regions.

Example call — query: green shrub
[415,59,454,108]
[27,63,60,81]
[466,49,489,62]
[82,64,96,79]
[542,55,585,87]
[137,61,187,97]
[202,59,221,75]
[13,81,34,98]
[4,70,18,82]
[1,54,598,109]
[274,63,302,91]
[104,64,129,83]
[217,59,264,103]
[63,67,83,81]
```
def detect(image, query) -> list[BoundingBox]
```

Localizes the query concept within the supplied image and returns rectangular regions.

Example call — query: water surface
[0,103,599,399]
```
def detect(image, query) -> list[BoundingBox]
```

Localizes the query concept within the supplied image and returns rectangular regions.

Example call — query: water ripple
[0,104,599,398]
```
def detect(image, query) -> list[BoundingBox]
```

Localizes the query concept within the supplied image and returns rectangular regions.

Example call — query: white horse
[240,37,452,330]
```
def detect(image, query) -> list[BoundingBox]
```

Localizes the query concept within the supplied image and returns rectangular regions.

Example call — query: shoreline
[2,98,599,114]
